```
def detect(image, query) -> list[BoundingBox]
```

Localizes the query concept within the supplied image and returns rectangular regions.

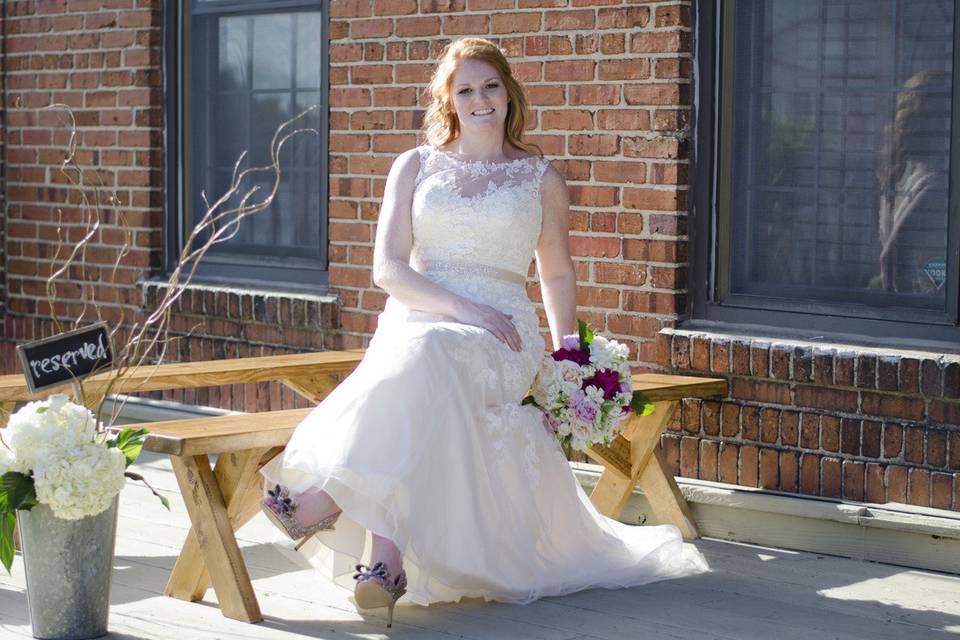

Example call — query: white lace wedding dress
[260,144,709,606]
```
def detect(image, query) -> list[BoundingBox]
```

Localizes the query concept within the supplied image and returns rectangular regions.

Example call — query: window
[163,0,328,290]
[692,0,960,346]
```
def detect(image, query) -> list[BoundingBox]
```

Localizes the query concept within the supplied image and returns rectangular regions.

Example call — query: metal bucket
[17,497,118,640]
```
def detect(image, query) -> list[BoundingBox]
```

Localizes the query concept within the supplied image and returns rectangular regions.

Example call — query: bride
[260,37,708,627]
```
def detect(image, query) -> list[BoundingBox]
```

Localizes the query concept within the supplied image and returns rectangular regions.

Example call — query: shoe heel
[353,564,406,628]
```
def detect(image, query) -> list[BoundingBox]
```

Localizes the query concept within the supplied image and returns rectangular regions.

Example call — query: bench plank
[0,351,364,403]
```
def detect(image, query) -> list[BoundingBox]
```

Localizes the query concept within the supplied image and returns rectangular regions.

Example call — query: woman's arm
[534,165,577,350]
[372,149,523,351]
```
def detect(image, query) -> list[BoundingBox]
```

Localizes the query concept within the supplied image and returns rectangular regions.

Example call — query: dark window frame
[687,0,960,351]
[162,0,330,293]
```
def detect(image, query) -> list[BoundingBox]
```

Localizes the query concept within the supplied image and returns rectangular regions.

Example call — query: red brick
[568,236,619,258]
[597,6,649,28]
[865,463,885,503]
[396,16,440,36]
[594,263,645,286]
[951,431,960,470]
[759,448,778,490]
[443,14,489,34]
[623,136,683,159]
[718,443,738,484]
[622,239,683,262]
[630,31,689,54]
[897,357,920,394]
[780,411,799,447]
[624,83,685,106]
[841,464,864,503]
[680,436,699,478]
[887,465,908,503]
[908,468,930,507]
[883,423,903,459]
[856,420,878,458]
[739,445,759,487]
[655,4,691,27]
[821,416,840,452]
[928,430,947,467]
[798,413,820,449]
[492,12,541,33]
[794,386,859,413]
[822,457,842,498]
[931,472,953,510]
[569,85,620,105]
[921,358,943,396]
[598,59,649,80]
[699,440,719,482]
[671,334,691,370]
[595,161,646,184]
[622,290,684,315]
[568,134,618,156]
[840,418,860,455]
[654,58,687,80]
[779,451,799,493]
[740,406,759,441]
[711,339,729,374]
[596,109,648,131]
[373,0,417,14]
[544,9,595,30]
[903,427,925,464]
[800,454,820,495]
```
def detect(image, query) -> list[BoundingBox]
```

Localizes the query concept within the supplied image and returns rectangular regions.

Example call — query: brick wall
[658,329,960,512]
[326,0,693,355]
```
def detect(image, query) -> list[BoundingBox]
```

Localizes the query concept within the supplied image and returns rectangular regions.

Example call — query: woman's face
[449,58,509,136]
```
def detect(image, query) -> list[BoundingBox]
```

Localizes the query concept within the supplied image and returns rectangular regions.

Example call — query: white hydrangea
[32,444,126,520]
[5,393,98,471]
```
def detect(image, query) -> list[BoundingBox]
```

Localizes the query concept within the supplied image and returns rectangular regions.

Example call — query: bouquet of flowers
[0,393,165,572]
[526,321,653,451]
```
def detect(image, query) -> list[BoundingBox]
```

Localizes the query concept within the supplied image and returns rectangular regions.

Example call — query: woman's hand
[452,300,522,352]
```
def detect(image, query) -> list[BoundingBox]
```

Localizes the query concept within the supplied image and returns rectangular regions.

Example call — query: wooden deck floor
[1,452,959,640]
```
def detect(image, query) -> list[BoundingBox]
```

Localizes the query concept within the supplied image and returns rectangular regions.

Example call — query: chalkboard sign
[16,322,115,393]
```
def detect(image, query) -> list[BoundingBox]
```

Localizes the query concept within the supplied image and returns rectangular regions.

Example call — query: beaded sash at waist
[418,260,527,286]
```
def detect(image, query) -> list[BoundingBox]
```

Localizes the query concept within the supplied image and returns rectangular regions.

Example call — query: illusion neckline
[429,145,538,166]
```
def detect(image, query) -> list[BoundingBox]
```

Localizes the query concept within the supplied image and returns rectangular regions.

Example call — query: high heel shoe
[353,561,407,628]
[261,484,340,551]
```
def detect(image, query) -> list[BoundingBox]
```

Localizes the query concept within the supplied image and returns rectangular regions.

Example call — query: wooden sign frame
[15,322,115,394]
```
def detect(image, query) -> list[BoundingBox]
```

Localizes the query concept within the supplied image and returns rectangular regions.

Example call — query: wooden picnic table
[116,368,726,623]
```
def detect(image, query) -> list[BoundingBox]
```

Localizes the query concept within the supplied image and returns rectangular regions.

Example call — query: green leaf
[108,427,150,468]
[124,471,170,511]
[0,472,37,512]
[35,407,46,414]
[577,319,594,349]
[630,391,655,417]
[0,512,15,574]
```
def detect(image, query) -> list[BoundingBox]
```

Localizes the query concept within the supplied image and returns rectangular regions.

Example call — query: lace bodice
[411,145,550,278]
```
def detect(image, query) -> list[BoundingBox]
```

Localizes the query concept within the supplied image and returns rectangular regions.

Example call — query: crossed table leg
[165,447,284,623]
[586,401,699,539]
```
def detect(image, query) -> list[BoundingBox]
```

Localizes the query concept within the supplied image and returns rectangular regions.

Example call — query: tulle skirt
[261,291,709,606]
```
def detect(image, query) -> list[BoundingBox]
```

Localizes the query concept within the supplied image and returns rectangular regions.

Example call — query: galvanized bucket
[17,497,118,640]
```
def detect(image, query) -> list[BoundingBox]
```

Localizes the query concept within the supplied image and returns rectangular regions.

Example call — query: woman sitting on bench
[260,36,708,627]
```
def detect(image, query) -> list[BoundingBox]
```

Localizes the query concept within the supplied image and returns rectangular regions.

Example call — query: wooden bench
[119,371,726,623]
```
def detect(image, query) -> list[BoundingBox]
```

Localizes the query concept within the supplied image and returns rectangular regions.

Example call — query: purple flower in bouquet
[583,368,621,400]
[552,347,590,366]
[560,335,581,350]
[573,397,599,423]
